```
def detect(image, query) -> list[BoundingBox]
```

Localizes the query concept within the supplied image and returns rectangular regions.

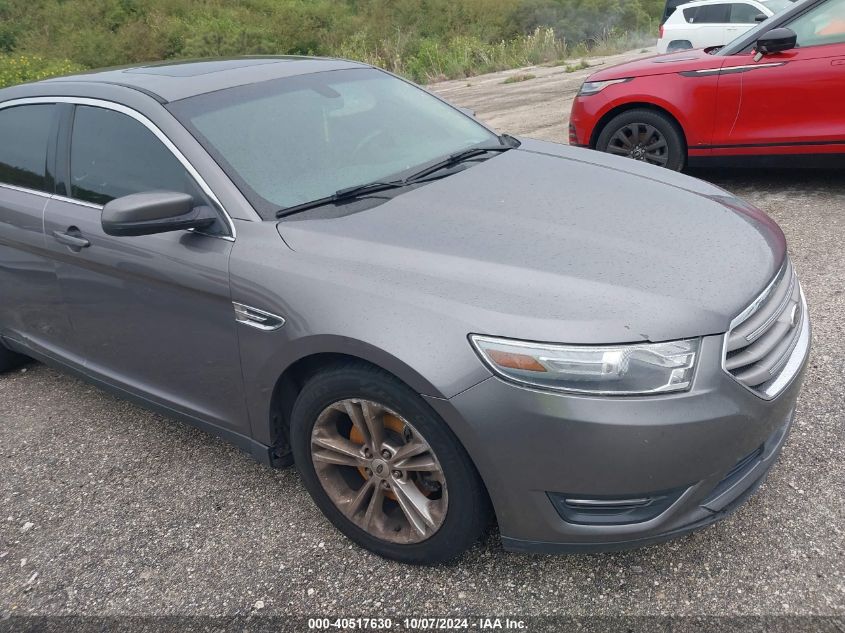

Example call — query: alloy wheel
[607,123,669,167]
[310,399,448,544]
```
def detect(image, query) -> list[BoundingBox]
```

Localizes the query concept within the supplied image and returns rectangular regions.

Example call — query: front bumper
[424,332,810,552]
[568,95,599,147]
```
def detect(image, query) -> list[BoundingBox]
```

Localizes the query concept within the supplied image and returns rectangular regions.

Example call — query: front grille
[724,259,807,398]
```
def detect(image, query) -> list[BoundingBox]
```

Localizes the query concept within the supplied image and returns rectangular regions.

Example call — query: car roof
[35,56,368,103]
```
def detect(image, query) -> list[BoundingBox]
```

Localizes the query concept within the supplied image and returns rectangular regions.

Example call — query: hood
[588,48,725,81]
[278,140,785,345]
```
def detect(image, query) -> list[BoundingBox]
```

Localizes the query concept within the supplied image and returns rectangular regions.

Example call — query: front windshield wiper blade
[276,180,408,218]
[401,142,514,184]
[276,137,519,219]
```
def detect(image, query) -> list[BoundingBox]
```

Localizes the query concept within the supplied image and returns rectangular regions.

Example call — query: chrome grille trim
[722,259,809,400]
[746,270,796,343]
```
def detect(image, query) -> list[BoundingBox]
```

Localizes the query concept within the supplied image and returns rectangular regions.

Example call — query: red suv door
[712,0,845,154]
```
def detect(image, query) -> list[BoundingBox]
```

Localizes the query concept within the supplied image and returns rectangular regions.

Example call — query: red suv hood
[588,49,725,81]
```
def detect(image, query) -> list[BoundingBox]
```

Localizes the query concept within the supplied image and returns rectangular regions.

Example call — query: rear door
[687,4,732,48]
[42,102,249,434]
[0,102,75,355]
[724,2,765,41]
[715,0,845,151]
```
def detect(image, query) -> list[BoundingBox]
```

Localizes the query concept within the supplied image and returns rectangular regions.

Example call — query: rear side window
[69,106,202,206]
[683,7,701,22]
[693,4,732,23]
[0,104,55,193]
[730,3,763,23]
[663,0,687,23]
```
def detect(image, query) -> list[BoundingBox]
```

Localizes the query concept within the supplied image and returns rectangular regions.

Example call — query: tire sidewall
[597,109,687,171]
[290,365,488,565]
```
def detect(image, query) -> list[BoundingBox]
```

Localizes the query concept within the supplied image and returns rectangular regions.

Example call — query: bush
[0,0,661,89]
[0,55,84,89]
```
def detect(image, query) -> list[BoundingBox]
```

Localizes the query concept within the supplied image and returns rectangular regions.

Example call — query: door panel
[0,187,75,353]
[43,198,247,430]
[713,0,845,150]
[42,102,249,433]
[0,103,75,354]
[694,24,729,48]
[714,45,845,149]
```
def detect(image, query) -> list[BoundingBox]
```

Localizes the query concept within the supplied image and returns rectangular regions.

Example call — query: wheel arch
[590,102,689,151]
[666,40,693,53]
[262,339,450,461]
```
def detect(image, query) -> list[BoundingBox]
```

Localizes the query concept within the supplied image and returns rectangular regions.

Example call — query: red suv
[570,0,845,170]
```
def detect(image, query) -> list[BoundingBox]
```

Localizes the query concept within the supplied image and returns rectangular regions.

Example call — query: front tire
[596,109,686,171]
[290,362,490,564]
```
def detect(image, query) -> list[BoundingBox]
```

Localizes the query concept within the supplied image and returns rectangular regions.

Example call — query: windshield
[761,0,793,13]
[169,68,499,217]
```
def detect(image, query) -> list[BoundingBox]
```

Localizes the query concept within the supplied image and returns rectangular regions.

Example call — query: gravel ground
[1,51,844,624]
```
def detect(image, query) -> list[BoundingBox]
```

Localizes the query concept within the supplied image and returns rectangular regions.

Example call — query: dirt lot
[1,51,844,626]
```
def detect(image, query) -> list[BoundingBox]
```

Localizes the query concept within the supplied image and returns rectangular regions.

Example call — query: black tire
[596,108,687,171]
[0,344,26,373]
[290,362,490,564]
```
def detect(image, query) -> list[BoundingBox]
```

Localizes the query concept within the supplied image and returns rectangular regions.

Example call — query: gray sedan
[0,57,810,563]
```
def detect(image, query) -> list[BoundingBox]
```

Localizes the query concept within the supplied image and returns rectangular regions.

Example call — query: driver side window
[70,106,204,206]
[788,0,845,47]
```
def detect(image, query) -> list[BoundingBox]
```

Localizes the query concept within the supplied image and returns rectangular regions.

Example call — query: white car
[658,0,793,53]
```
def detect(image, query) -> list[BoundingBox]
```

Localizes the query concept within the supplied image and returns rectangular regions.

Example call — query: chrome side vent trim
[233,302,285,331]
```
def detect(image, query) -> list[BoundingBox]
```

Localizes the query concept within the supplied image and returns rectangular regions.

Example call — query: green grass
[339,27,567,84]
[564,59,591,73]
[503,72,536,84]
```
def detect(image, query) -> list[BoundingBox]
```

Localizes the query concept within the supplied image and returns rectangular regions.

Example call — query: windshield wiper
[276,136,519,219]
[400,141,514,184]
[276,180,408,218]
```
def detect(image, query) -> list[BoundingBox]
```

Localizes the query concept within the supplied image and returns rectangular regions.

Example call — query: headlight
[578,78,633,96]
[470,335,699,395]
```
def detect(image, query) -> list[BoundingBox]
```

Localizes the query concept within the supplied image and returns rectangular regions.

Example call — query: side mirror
[754,13,768,23]
[458,107,477,118]
[102,191,218,237]
[756,27,798,56]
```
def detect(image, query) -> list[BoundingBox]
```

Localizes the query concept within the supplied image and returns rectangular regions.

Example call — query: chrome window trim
[51,193,103,210]
[0,96,243,240]
[0,182,53,200]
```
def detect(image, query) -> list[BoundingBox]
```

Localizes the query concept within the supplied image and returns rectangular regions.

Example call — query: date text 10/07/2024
[307,617,528,630]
